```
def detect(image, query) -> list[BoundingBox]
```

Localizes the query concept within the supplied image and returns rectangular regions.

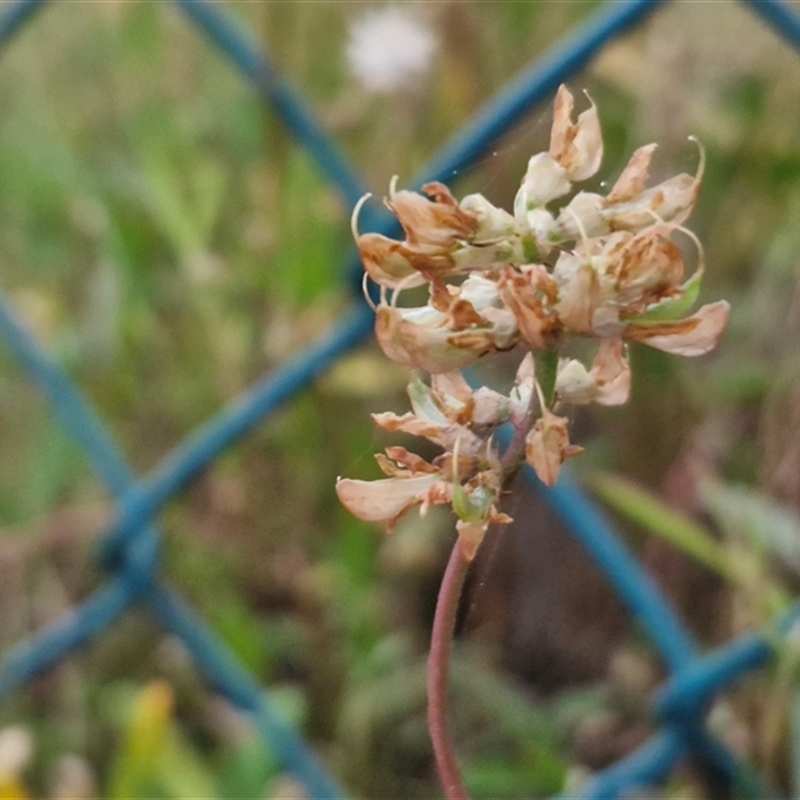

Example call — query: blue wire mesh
[0,0,798,797]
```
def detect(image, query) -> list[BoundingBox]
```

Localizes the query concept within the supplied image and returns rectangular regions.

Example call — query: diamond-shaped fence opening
[1,1,800,798]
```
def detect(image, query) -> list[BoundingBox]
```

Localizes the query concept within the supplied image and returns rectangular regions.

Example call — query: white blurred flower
[346,5,437,94]
[0,726,32,779]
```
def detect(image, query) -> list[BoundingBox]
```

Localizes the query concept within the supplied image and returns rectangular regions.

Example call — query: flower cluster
[337,85,729,560]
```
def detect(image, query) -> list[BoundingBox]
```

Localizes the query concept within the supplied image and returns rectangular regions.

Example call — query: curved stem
[428,538,472,800]
[428,353,543,798]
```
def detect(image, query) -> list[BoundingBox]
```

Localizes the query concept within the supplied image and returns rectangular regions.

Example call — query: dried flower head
[339,84,729,558]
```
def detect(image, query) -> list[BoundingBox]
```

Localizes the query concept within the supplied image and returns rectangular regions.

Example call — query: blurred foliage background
[1,1,800,797]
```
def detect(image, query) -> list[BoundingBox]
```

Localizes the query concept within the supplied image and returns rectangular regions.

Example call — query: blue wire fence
[0,1,798,797]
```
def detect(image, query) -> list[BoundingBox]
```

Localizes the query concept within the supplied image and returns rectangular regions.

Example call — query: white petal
[525,207,558,245]
[552,192,609,241]
[335,475,438,522]
[459,193,516,241]
[556,359,599,404]
[519,152,572,208]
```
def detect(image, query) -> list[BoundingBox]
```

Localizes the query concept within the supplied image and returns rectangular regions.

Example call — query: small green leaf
[521,235,540,262]
[534,348,559,408]
[631,268,703,324]
[452,483,493,523]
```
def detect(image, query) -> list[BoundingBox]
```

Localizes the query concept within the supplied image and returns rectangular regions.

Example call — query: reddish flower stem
[428,356,541,798]
[428,538,472,800]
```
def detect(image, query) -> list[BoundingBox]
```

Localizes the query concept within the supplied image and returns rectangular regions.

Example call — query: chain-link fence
[0,1,799,797]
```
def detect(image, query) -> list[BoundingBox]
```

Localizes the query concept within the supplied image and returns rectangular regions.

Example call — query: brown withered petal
[372,411,446,444]
[605,140,705,232]
[623,300,730,357]
[549,84,603,182]
[401,244,460,276]
[421,182,471,214]
[589,340,631,406]
[605,173,699,233]
[374,453,400,477]
[385,182,477,247]
[456,519,488,561]
[431,371,474,408]
[549,84,576,164]
[456,499,512,560]
[556,263,600,335]
[419,481,454,518]
[445,330,504,358]
[372,409,485,457]
[570,107,603,181]
[357,233,429,288]
[448,298,486,330]
[525,409,581,487]
[509,353,535,427]
[606,143,658,204]
[614,231,685,311]
[373,306,419,368]
[434,451,480,481]
[335,474,440,528]
[525,420,563,486]
[526,435,554,484]
[375,305,497,374]
[427,277,454,313]
[383,446,440,474]
[499,265,559,350]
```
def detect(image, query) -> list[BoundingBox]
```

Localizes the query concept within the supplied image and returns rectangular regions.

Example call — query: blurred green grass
[0,1,800,797]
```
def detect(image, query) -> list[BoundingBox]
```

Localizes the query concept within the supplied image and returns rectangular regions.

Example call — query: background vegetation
[1,1,800,797]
